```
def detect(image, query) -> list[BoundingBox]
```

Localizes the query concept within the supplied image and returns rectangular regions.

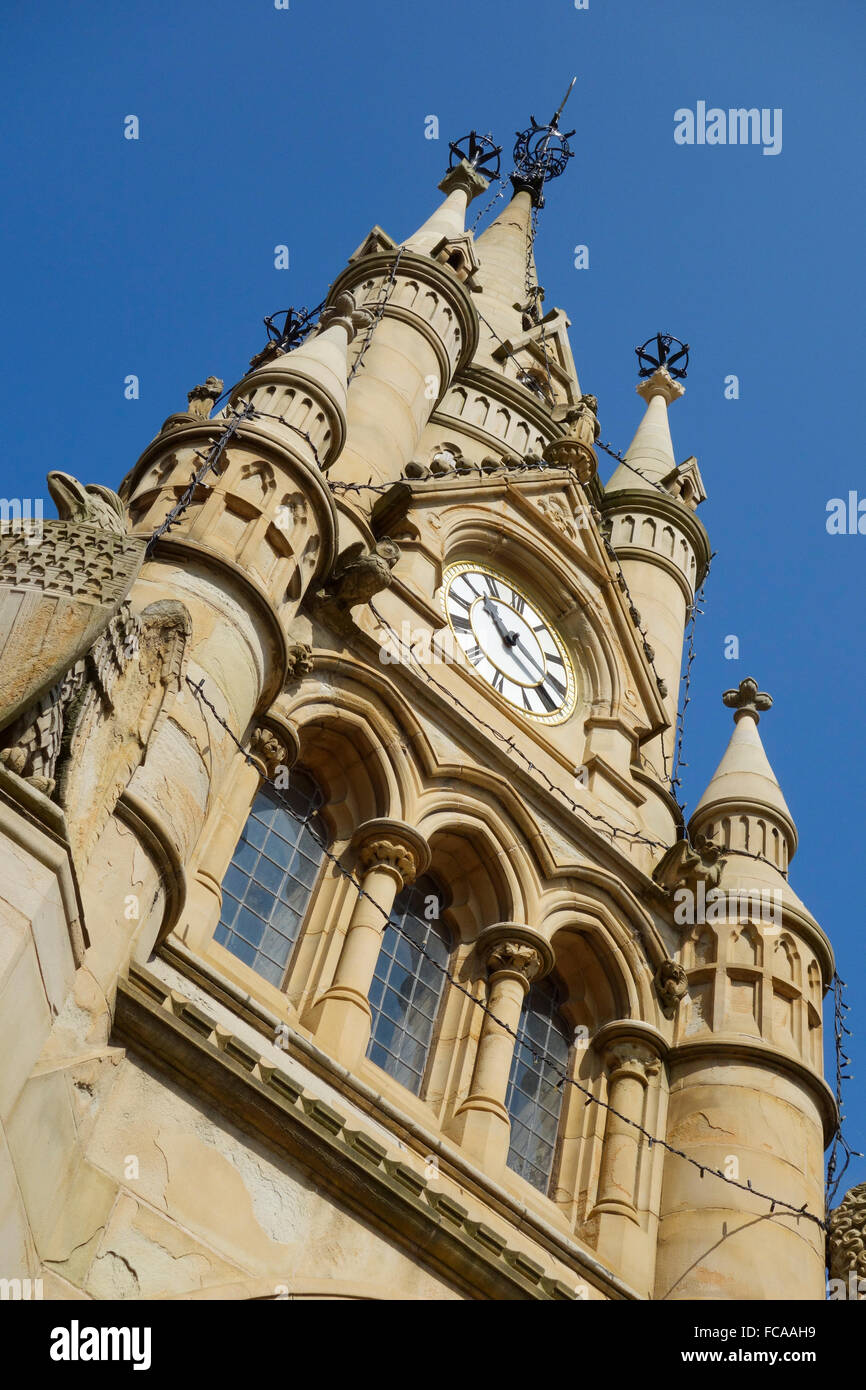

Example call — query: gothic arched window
[214,771,327,987]
[366,875,451,1095]
[505,979,571,1193]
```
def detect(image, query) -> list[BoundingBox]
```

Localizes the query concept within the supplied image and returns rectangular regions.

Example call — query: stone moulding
[113,964,601,1302]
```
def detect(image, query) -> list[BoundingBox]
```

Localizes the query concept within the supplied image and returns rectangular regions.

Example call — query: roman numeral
[546,650,564,667]
[491,670,505,693]
[511,592,525,615]
[451,613,471,632]
[537,684,557,711]
[483,574,500,597]
[545,675,566,701]
[521,687,535,710]
[466,644,482,663]
[449,592,471,613]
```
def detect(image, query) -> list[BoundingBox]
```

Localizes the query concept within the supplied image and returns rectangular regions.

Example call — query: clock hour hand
[482,594,519,646]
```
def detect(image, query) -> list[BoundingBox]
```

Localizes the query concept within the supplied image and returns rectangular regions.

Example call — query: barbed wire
[348,247,406,384]
[826,972,862,1205]
[184,672,830,1234]
[671,556,713,801]
[144,402,257,556]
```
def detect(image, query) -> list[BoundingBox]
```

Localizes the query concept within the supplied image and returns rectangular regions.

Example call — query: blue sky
[3,0,865,1193]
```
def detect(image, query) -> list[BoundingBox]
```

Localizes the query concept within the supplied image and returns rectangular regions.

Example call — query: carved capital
[248,720,299,780]
[475,923,554,990]
[358,838,418,887]
[603,1039,661,1084]
[351,817,431,891]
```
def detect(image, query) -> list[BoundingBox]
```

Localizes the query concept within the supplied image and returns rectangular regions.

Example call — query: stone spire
[604,366,684,493]
[472,183,538,348]
[689,678,798,874]
[228,292,373,470]
[403,159,489,255]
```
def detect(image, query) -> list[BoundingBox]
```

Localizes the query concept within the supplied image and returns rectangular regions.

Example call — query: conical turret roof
[605,366,684,493]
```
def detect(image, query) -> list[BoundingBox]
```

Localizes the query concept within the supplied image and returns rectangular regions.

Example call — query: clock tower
[0,93,836,1303]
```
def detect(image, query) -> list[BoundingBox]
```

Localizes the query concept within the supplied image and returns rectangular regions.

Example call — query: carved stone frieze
[828,1183,866,1292]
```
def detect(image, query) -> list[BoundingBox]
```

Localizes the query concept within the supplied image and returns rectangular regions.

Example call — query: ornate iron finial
[264,305,320,352]
[636,333,690,380]
[448,130,502,180]
[722,677,773,723]
[513,78,577,201]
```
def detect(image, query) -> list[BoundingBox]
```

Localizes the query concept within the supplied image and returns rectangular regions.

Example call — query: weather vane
[635,332,690,379]
[513,77,577,197]
[448,130,502,181]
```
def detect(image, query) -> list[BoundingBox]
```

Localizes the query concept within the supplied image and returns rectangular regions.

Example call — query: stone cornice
[328,248,480,381]
[667,1036,838,1143]
[113,965,599,1302]
[599,486,712,588]
[121,419,339,578]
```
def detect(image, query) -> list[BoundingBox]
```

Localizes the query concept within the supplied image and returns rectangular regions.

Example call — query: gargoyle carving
[312,539,400,636]
[544,395,600,483]
[653,833,725,895]
[654,960,689,1019]
[186,377,224,419]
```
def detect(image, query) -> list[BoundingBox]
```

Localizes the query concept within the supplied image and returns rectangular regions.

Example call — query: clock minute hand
[509,634,546,680]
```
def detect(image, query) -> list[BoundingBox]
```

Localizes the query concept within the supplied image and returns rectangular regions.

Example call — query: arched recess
[432,505,625,717]
[414,801,529,939]
[281,686,420,842]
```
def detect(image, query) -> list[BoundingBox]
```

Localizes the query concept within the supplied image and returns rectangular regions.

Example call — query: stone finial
[186,377,224,419]
[654,960,689,1019]
[723,677,773,724]
[316,291,374,345]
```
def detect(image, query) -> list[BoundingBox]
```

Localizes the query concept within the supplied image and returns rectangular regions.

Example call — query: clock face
[442,563,577,724]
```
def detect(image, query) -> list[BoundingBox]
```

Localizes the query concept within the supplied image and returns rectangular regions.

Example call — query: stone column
[309,818,430,1070]
[449,924,554,1177]
[176,718,299,956]
[591,1021,666,1291]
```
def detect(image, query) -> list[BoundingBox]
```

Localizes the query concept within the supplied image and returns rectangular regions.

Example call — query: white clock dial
[442,564,577,723]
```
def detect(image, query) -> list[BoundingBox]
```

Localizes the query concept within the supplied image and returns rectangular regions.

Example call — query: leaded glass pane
[505,979,570,1194]
[365,875,450,1096]
[215,772,326,984]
